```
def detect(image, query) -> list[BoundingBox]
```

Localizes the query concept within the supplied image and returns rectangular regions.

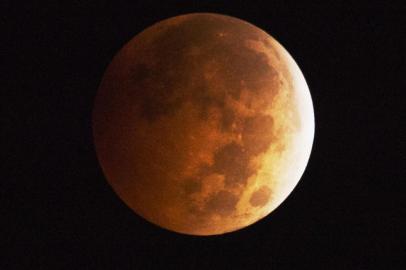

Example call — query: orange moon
[92,13,314,235]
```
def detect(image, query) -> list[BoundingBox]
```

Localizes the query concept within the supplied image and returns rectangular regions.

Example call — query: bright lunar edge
[93,13,314,236]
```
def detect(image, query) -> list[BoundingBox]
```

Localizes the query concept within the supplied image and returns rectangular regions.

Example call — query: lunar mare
[93,13,314,235]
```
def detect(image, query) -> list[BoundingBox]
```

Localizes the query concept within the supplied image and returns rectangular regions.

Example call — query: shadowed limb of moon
[93,13,314,235]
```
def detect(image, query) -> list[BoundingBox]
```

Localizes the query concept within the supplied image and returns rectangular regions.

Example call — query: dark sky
[2,1,404,269]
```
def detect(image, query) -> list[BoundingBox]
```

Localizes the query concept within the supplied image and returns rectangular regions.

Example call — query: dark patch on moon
[126,14,278,122]
[183,178,202,194]
[249,186,272,207]
[220,107,236,132]
[242,114,274,155]
[212,47,276,99]
[181,163,211,198]
[193,80,226,120]
[204,190,239,216]
[128,61,187,121]
[182,113,275,192]
[212,142,253,187]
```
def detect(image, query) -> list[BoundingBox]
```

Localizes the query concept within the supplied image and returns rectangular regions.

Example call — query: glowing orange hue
[93,13,314,235]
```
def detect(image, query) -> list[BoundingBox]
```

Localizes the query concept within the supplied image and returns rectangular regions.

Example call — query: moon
[92,13,314,235]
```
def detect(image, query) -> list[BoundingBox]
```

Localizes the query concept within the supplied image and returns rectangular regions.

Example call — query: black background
[3,1,404,269]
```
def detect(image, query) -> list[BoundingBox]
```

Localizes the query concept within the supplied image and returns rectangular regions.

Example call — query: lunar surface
[93,13,314,235]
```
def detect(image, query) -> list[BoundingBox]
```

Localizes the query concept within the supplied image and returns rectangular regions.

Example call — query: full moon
[93,13,314,235]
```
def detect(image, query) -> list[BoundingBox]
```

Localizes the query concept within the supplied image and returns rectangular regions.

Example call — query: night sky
[3,1,403,269]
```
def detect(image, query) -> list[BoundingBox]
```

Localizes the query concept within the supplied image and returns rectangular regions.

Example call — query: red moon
[93,13,314,235]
